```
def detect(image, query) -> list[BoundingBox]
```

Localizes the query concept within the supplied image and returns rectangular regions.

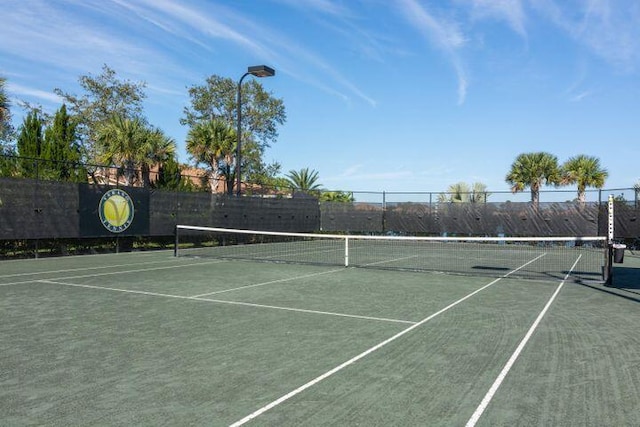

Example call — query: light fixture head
[248,65,275,77]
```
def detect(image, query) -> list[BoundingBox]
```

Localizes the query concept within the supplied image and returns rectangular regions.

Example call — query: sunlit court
[2,2,640,425]
[2,235,639,425]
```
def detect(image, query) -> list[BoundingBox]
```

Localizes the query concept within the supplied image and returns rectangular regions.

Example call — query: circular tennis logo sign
[98,189,135,233]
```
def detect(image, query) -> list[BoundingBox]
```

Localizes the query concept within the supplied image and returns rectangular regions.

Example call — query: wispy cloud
[0,0,377,109]
[563,60,594,102]
[7,83,63,105]
[531,0,640,71]
[272,0,351,17]
[467,0,527,38]
[395,0,469,104]
[132,0,377,106]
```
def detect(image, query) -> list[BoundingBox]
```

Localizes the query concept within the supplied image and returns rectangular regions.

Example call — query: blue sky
[2,0,639,201]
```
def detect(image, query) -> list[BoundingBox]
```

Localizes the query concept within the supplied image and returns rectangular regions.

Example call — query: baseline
[0,259,226,287]
[0,259,175,279]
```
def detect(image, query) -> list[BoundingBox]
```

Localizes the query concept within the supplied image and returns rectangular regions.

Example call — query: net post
[344,236,349,267]
[605,195,614,286]
[174,225,179,257]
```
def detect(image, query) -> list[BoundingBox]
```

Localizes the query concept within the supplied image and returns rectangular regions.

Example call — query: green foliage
[437,182,490,203]
[42,104,85,182]
[506,152,561,205]
[182,75,285,147]
[319,191,354,202]
[155,157,199,191]
[95,115,175,187]
[246,160,289,193]
[54,64,147,159]
[0,151,16,177]
[285,168,322,196]
[139,127,176,188]
[186,119,236,194]
[95,115,145,185]
[16,111,44,178]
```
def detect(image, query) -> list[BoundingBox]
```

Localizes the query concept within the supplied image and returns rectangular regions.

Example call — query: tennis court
[2,243,639,426]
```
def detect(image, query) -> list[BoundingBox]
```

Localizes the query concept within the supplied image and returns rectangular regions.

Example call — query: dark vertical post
[382,191,386,233]
[174,225,179,257]
[236,65,275,197]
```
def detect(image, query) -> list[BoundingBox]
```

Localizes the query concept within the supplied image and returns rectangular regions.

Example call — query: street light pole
[236,65,275,196]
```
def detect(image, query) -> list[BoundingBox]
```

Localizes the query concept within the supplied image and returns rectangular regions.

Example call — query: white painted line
[0,248,170,265]
[38,280,416,325]
[228,253,547,426]
[198,298,417,325]
[464,255,582,427]
[190,268,345,298]
[0,259,173,279]
[0,259,224,287]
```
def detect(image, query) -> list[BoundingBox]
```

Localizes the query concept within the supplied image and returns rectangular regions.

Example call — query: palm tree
[561,155,608,204]
[437,182,490,203]
[469,182,490,203]
[506,152,562,206]
[445,182,470,203]
[186,119,236,194]
[285,167,322,195]
[95,115,147,186]
[139,128,176,188]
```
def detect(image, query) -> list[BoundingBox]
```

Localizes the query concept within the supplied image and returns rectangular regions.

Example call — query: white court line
[228,253,547,426]
[0,259,175,279]
[38,280,415,325]
[190,268,346,298]
[0,259,227,287]
[0,248,169,265]
[361,253,421,267]
[464,255,582,427]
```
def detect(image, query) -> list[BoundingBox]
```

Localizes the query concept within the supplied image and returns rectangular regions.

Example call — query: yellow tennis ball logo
[99,189,135,233]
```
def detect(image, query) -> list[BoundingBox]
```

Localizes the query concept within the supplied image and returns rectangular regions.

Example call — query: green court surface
[1,251,639,426]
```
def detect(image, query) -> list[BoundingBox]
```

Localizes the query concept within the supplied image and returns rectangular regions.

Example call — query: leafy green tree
[155,156,182,190]
[186,119,237,194]
[42,104,85,182]
[561,155,608,204]
[139,128,176,188]
[95,115,147,186]
[286,168,322,196]
[182,75,285,145]
[16,111,45,178]
[54,64,147,160]
[506,152,561,205]
[181,74,286,187]
[243,159,289,194]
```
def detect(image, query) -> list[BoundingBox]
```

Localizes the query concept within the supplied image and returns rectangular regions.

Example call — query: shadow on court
[572,258,640,304]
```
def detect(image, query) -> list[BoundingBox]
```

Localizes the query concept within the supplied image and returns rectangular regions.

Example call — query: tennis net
[174,225,607,282]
